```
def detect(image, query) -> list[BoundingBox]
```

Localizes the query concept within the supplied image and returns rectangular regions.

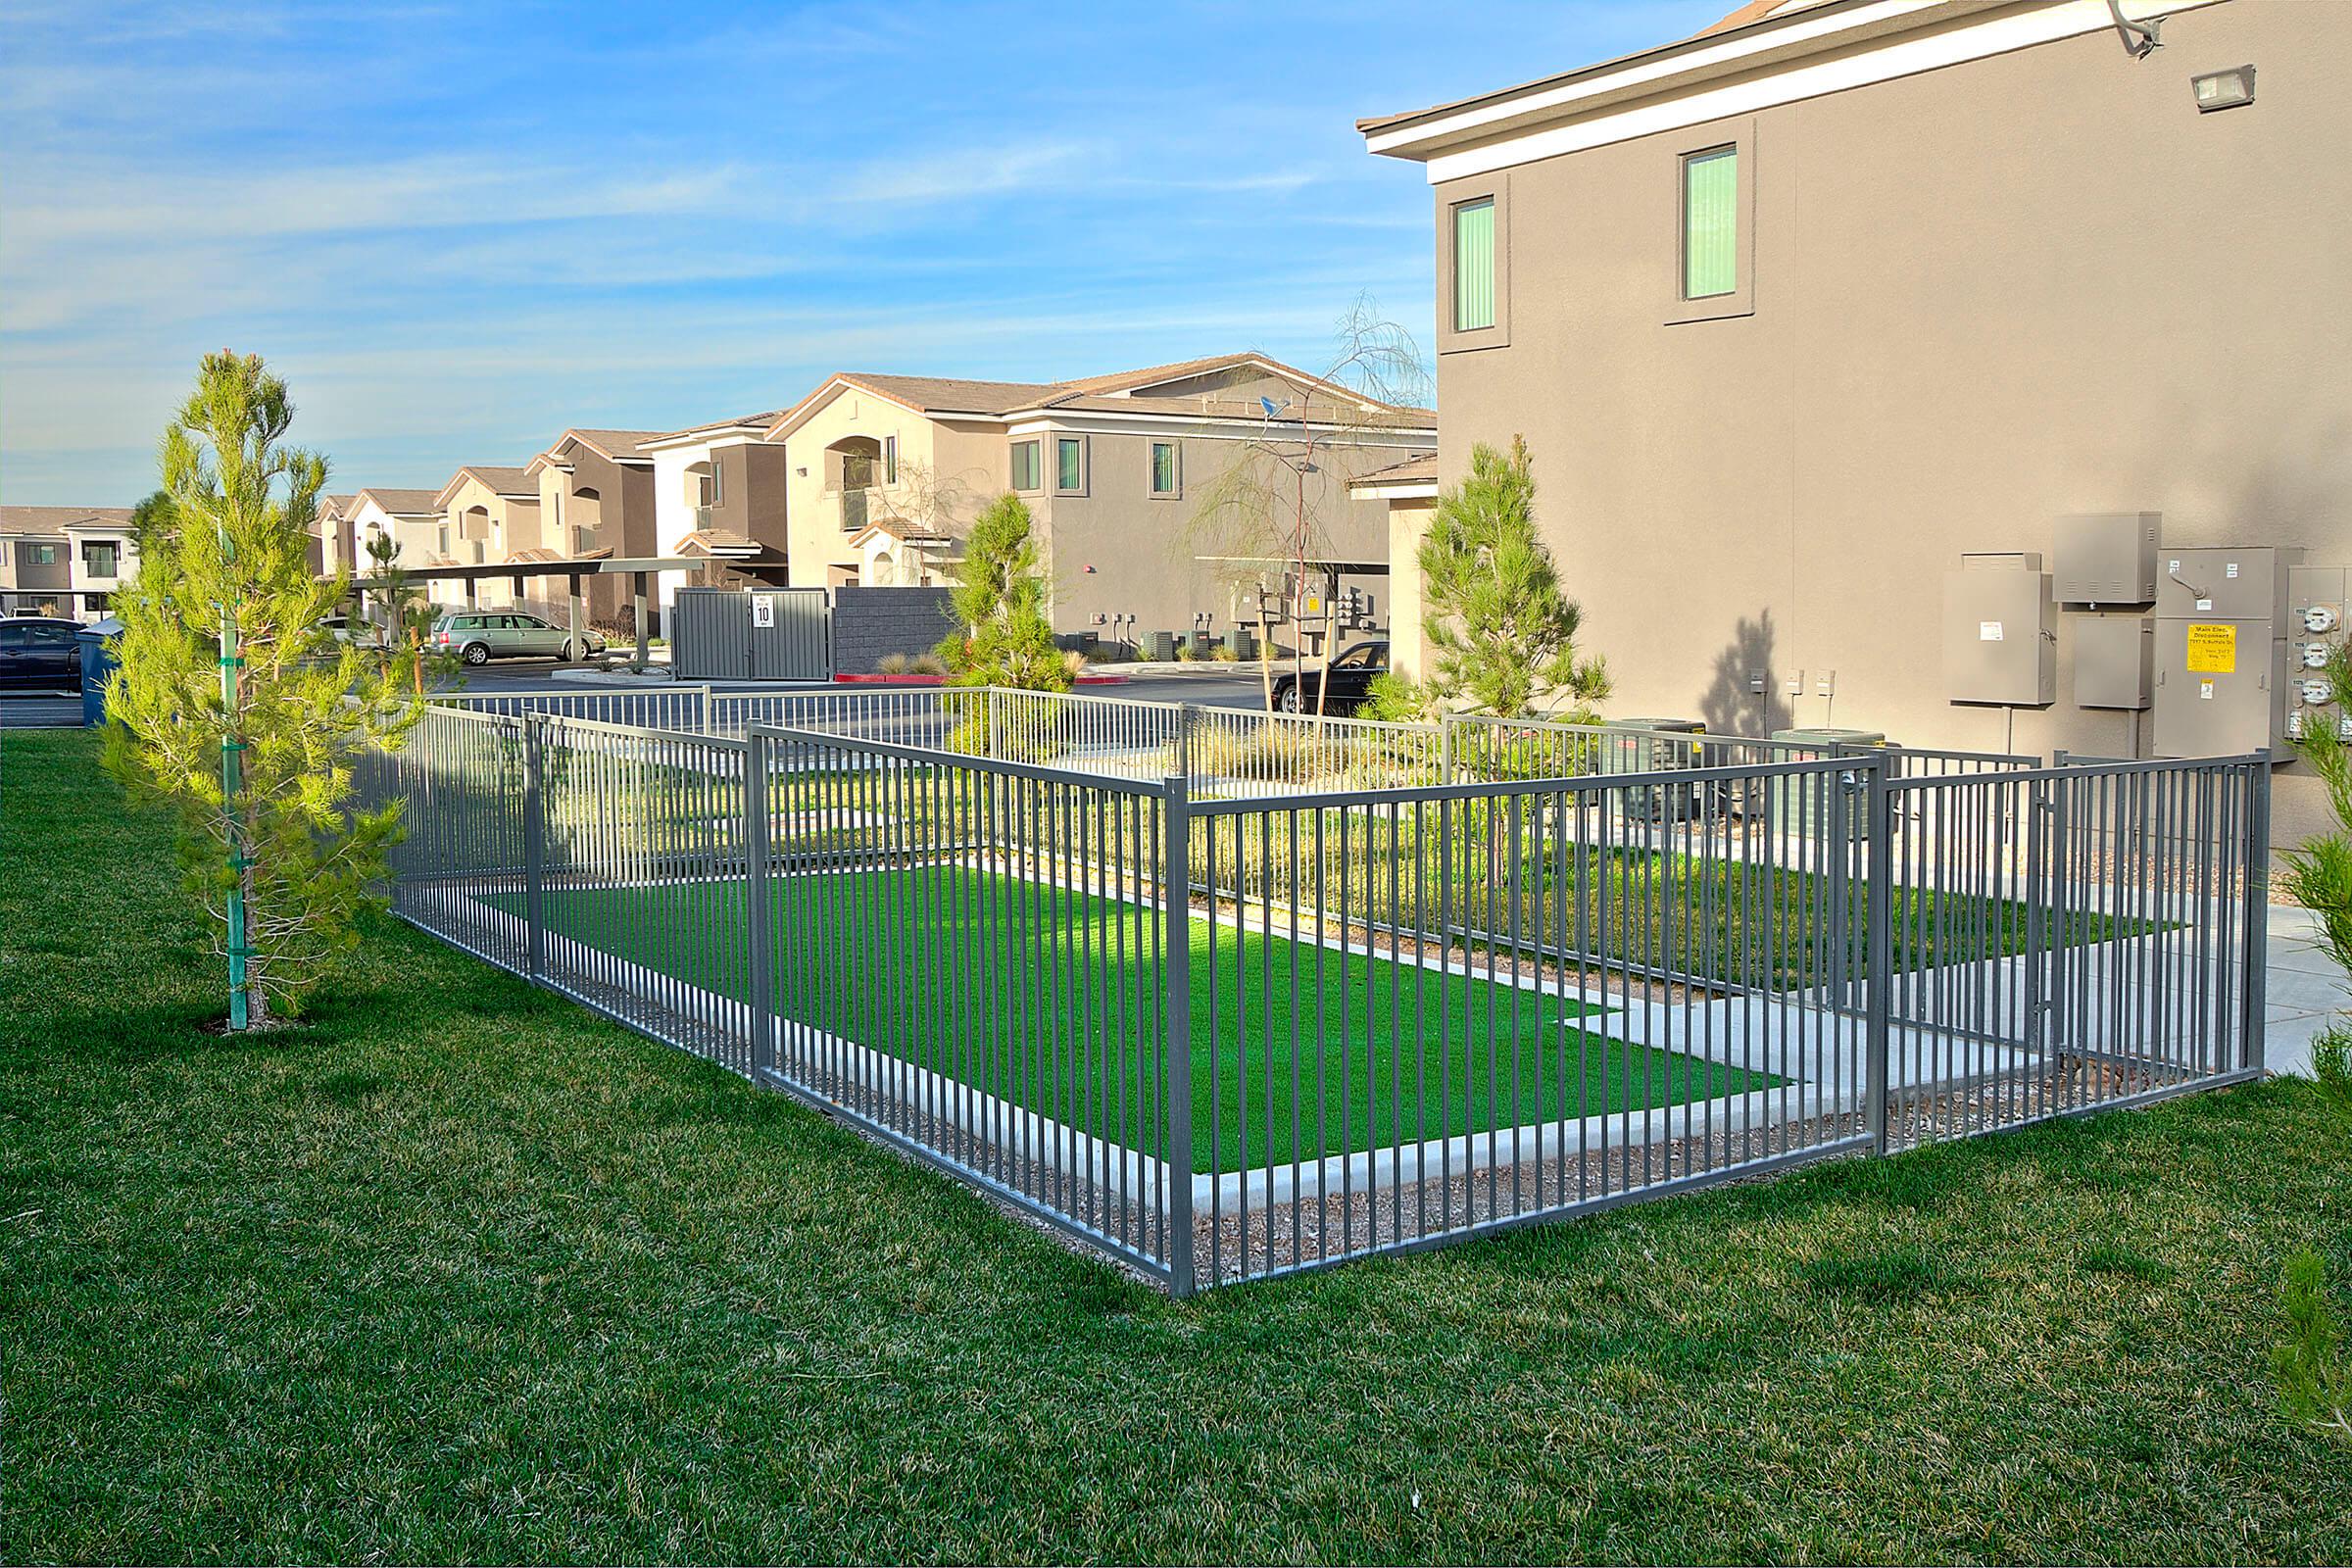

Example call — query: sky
[0,0,1720,506]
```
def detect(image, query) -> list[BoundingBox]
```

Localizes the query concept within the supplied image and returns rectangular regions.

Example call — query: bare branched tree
[1181,296,1431,714]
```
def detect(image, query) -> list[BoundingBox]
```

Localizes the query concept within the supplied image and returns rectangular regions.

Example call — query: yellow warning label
[2185,622,2237,674]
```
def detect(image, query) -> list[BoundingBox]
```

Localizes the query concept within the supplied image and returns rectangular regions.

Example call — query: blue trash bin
[77,616,122,727]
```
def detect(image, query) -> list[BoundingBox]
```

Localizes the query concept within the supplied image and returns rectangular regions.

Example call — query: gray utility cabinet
[2072,615,2153,710]
[1942,554,2055,706]
[2054,513,2161,606]
[2151,545,2299,758]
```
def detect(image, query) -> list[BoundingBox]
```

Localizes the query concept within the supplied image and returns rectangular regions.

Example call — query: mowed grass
[491,868,1763,1174]
[5,727,2350,1565]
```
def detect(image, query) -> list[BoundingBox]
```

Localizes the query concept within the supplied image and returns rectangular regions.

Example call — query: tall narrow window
[1452,198,1495,331]
[883,434,899,485]
[1150,441,1180,497]
[1054,436,1085,495]
[1682,147,1739,300]
[1010,439,1042,492]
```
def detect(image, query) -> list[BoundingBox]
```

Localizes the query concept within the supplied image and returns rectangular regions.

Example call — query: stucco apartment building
[1362,0,2352,836]
[0,506,138,620]
[758,354,1436,639]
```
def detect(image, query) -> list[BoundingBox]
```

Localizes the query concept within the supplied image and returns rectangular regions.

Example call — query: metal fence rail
[432,684,714,733]
[375,697,2268,1294]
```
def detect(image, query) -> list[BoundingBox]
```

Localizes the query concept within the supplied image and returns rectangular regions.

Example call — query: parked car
[1268,640,1389,714]
[431,611,607,665]
[0,616,84,692]
[319,613,389,650]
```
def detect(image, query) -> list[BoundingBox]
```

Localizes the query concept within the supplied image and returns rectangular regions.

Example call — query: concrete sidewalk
[2264,904,2346,1078]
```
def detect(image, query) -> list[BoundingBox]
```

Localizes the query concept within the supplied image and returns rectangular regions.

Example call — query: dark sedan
[1269,640,1388,714]
[0,616,84,692]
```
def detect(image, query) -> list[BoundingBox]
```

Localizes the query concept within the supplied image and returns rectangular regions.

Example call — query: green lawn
[7,727,2350,1564]
[490,868,1760,1174]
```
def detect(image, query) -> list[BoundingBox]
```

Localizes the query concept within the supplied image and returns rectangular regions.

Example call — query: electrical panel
[2054,513,2160,606]
[1942,555,2055,706]
[2073,615,2152,710]
[2151,546,2300,757]
[2154,545,2295,619]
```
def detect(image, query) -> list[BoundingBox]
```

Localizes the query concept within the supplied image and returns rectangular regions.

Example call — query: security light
[2191,65,2254,112]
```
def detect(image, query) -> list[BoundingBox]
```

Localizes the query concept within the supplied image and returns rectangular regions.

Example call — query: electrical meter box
[2153,545,2297,619]
[1942,555,2056,706]
[2054,513,2160,606]
[2073,615,2153,710]
[2152,546,2297,759]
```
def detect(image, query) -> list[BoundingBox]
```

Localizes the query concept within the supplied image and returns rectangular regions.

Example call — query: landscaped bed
[6,727,2348,1564]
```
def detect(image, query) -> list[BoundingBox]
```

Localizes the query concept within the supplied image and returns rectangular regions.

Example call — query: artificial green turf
[490,868,1765,1174]
[8,728,2351,1564]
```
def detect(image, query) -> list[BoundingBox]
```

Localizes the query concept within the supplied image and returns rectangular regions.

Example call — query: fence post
[1161,772,1198,1298]
[1441,714,1455,785]
[699,683,715,735]
[522,714,547,984]
[1177,703,1198,785]
[1863,752,1892,1154]
[2241,751,2273,1073]
[745,728,775,1079]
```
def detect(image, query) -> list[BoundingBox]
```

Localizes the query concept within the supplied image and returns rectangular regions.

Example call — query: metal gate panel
[672,587,831,682]
[749,588,830,681]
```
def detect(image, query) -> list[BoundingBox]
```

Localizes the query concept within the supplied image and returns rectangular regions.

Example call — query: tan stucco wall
[781,397,1004,589]
[1030,425,1415,642]
[1383,494,1436,676]
[1426,0,2352,838]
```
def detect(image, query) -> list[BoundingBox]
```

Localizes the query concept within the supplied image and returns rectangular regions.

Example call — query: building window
[882,434,899,486]
[1682,146,1739,300]
[1150,441,1181,497]
[1054,436,1087,496]
[28,543,57,565]
[1451,198,1495,331]
[1010,440,1042,492]
[84,542,120,577]
[436,524,450,556]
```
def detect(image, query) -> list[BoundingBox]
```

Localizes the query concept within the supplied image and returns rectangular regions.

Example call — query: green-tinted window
[1010,440,1041,491]
[1452,198,1495,331]
[1150,441,1179,495]
[1055,436,1085,493]
[1682,147,1738,300]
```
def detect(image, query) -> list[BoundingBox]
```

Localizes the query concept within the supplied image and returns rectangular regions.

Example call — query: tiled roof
[352,487,442,515]
[674,528,764,556]
[0,505,134,532]
[1052,353,1273,396]
[554,428,669,462]
[1349,454,1439,487]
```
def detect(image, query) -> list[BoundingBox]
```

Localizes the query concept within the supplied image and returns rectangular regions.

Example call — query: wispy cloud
[1,0,1725,503]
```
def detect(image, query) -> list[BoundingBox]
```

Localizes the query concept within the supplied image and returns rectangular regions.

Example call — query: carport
[343,555,745,669]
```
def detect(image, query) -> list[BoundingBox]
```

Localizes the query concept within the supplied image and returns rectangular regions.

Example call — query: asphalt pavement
[442,660,1272,711]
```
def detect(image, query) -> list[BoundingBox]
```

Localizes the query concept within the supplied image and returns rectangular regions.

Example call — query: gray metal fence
[367,697,2270,1293]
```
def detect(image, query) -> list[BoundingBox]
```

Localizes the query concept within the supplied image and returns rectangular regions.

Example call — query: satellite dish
[1259,396,1282,418]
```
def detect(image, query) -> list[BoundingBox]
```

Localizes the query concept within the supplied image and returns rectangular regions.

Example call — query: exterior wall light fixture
[2192,65,2255,112]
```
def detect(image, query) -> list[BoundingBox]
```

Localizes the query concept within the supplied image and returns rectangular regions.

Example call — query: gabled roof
[673,528,766,558]
[636,407,795,452]
[351,487,442,517]
[528,428,669,474]
[0,505,134,534]
[762,355,1432,443]
[434,466,539,509]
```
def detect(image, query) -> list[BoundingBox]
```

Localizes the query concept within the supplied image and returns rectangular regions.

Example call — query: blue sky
[0,0,1719,505]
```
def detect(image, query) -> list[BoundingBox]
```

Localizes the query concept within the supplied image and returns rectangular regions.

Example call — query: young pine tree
[1418,436,1609,719]
[936,492,1068,693]
[104,352,424,1027]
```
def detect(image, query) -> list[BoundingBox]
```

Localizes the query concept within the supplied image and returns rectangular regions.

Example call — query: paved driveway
[1,692,81,728]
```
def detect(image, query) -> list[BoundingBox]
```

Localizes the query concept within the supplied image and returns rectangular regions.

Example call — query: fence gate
[672,586,831,681]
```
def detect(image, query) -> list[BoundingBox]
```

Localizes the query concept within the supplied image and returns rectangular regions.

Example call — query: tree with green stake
[1417,434,1609,720]
[936,492,1068,693]
[103,352,425,1029]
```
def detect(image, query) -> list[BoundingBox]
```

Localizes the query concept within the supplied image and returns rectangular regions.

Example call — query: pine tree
[1418,435,1609,718]
[936,492,1068,693]
[103,352,423,1027]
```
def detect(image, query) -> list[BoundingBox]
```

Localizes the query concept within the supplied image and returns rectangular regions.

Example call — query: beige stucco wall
[780,396,1004,589]
[1028,423,1416,642]
[1383,494,1436,675]
[1425,0,2352,839]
